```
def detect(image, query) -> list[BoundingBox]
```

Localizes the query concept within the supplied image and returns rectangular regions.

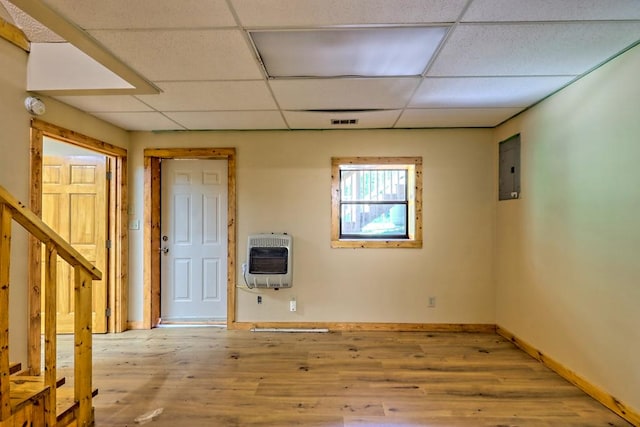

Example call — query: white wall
[0,37,31,364]
[495,44,640,411]
[129,129,497,325]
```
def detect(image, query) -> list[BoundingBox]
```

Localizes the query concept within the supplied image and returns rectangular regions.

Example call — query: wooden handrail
[0,185,100,426]
[0,186,101,281]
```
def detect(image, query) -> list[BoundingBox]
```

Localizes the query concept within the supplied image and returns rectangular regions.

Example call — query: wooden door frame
[29,119,128,372]
[143,148,237,329]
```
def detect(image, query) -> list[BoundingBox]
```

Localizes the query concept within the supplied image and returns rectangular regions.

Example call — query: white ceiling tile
[54,95,153,112]
[166,111,287,130]
[396,108,523,128]
[429,23,640,76]
[136,81,277,111]
[89,29,263,81]
[410,76,575,108]
[231,0,467,27]
[251,27,447,78]
[463,0,640,22]
[91,112,183,131]
[284,110,402,129]
[42,0,236,29]
[270,78,420,110]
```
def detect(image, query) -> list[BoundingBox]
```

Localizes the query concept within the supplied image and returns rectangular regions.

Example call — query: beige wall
[35,95,130,150]
[0,38,31,364]
[495,44,640,411]
[129,129,497,324]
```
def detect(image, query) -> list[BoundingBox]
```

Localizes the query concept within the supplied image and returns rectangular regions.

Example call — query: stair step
[8,363,64,388]
[56,387,99,425]
[9,376,96,426]
[8,375,68,412]
[8,376,50,412]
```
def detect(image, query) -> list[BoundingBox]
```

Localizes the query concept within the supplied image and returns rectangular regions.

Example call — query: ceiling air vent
[331,118,358,125]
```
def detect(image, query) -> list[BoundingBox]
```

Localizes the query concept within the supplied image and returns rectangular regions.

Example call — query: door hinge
[105,307,111,317]
[106,171,113,180]
[106,239,112,249]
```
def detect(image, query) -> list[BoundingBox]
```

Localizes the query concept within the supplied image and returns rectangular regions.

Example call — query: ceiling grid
[2,0,639,130]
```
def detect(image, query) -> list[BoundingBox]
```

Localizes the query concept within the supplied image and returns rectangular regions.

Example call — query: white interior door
[160,159,228,322]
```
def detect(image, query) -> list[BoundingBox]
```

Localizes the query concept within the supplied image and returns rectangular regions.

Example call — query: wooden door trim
[29,119,128,372]
[143,148,237,329]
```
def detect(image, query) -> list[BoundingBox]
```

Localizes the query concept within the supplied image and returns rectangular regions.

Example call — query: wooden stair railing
[0,185,101,427]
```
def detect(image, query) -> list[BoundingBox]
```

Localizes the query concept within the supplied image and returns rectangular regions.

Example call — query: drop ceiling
[3,0,640,131]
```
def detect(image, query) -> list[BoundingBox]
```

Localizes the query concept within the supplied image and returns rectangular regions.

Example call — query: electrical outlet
[257,295,262,304]
[289,298,297,312]
[428,296,436,308]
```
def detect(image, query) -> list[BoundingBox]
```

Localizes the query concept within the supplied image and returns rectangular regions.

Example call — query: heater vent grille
[246,233,293,289]
[249,235,290,248]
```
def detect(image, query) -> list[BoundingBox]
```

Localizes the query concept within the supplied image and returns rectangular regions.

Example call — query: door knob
[160,247,169,254]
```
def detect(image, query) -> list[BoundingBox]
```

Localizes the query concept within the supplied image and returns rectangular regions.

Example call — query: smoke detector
[25,96,46,116]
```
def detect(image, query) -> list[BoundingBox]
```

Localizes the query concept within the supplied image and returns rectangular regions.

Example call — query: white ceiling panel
[270,78,420,110]
[53,95,153,112]
[136,81,277,111]
[231,0,467,27]
[397,108,524,128]
[166,111,287,130]
[91,112,183,131]
[429,22,640,77]
[41,0,236,29]
[410,76,575,108]
[88,29,263,81]
[463,0,640,22]
[284,110,402,129]
[251,27,448,78]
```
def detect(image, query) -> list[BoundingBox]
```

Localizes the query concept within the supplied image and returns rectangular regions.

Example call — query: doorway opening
[28,119,128,371]
[143,148,236,329]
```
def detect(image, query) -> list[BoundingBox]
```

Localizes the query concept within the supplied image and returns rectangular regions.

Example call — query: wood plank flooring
[57,328,631,427]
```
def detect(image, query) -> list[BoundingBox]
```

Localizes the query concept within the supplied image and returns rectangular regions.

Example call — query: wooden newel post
[0,204,13,421]
[74,267,93,426]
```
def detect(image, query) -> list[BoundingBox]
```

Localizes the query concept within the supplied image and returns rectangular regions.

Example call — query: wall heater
[245,233,292,289]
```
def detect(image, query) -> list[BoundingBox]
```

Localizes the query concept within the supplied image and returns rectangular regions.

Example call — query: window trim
[331,156,423,248]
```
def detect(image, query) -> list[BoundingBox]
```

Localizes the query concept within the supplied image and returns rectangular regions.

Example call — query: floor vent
[251,328,329,333]
[330,118,358,125]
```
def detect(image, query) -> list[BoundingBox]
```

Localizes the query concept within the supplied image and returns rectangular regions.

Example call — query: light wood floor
[57,328,631,427]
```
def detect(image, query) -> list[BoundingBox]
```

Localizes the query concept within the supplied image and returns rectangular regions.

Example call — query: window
[331,157,422,248]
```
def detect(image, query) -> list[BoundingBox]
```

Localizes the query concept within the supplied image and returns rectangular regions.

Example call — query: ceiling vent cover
[331,119,358,125]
